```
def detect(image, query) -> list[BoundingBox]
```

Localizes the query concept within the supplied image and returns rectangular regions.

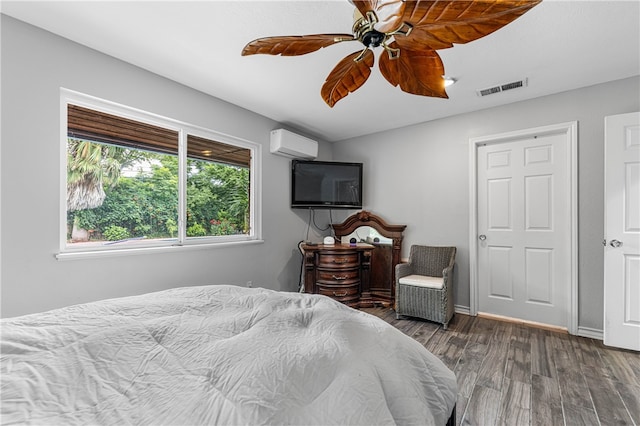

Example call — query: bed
[1,285,456,425]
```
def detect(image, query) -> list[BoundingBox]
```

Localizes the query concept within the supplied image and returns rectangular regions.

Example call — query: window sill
[56,239,264,261]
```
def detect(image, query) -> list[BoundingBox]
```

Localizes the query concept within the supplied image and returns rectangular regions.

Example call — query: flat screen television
[291,160,363,209]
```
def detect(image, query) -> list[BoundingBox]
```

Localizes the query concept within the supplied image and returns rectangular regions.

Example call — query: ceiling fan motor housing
[353,10,388,48]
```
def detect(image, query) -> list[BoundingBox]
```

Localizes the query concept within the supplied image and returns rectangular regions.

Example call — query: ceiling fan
[242,0,541,107]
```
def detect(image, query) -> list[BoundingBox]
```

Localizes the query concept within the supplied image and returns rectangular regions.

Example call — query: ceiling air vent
[477,78,528,97]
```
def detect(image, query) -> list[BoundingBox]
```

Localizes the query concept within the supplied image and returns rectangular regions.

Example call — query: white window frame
[57,88,262,260]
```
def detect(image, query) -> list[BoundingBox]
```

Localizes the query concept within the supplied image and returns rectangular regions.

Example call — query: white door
[477,133,571,327]
[604,111,640,351]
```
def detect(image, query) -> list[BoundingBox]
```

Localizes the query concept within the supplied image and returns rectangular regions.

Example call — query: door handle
[479,234,487,241]
[609,239,622,248]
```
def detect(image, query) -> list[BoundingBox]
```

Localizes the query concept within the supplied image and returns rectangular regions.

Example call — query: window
[60,90,261,256]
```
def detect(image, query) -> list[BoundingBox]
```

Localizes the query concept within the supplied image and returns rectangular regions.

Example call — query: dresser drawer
[317,252,359,268]
[316,283,359,299]
[316,268,359,284]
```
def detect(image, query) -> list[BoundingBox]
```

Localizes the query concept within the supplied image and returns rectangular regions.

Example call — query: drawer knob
[333,258,348,264]
[332,275,347,280]
[332,291,348,297]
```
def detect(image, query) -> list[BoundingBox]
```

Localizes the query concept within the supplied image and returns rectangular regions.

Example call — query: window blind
[68,104,251,168]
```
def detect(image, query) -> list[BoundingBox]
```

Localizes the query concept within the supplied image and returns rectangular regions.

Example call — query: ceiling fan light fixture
[362,29,386,48]
[443,76,457,87]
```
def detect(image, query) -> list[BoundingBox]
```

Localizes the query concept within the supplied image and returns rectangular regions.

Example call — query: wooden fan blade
[351,0,406,34]
[396,0,541,50]
[242,34,355,56]
[321,49,375,107]
[379,42,448,98]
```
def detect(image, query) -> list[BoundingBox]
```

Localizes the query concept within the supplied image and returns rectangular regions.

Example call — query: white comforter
[1,285,456,425]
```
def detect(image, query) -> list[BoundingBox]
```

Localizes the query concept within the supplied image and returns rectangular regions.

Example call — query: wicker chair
[395,245,457,329]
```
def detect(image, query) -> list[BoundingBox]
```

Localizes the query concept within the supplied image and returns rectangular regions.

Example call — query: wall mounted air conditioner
[270,129,318,159]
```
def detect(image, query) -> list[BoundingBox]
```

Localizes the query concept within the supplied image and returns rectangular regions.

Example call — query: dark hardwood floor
[362,307,640,426]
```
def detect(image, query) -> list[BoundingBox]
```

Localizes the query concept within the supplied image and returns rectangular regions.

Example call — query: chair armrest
[442,265,454,285]
[395,262,413,281]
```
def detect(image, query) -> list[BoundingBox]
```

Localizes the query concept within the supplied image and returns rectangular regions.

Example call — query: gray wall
[0,15,337,318]
[332,76,640,331]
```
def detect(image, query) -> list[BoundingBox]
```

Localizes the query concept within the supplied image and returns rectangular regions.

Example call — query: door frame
[468,121,578,335]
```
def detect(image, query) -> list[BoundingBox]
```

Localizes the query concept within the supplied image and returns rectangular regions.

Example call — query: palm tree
[67,139,122,211]
[66,139,142,241]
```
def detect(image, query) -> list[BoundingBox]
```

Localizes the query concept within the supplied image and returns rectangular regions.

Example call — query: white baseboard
[577,326,603,340]
[453,306,604,340]
[454,305,471,315]
[477,312,569,333]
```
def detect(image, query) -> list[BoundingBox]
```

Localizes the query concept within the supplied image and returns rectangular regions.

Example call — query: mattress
[1,285,456,425]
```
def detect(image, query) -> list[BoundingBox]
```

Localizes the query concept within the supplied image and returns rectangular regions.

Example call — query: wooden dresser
[332,211,406,308]
[301,243,374,308]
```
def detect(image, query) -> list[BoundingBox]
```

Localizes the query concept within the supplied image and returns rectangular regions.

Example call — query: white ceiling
[2,1,639,142]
